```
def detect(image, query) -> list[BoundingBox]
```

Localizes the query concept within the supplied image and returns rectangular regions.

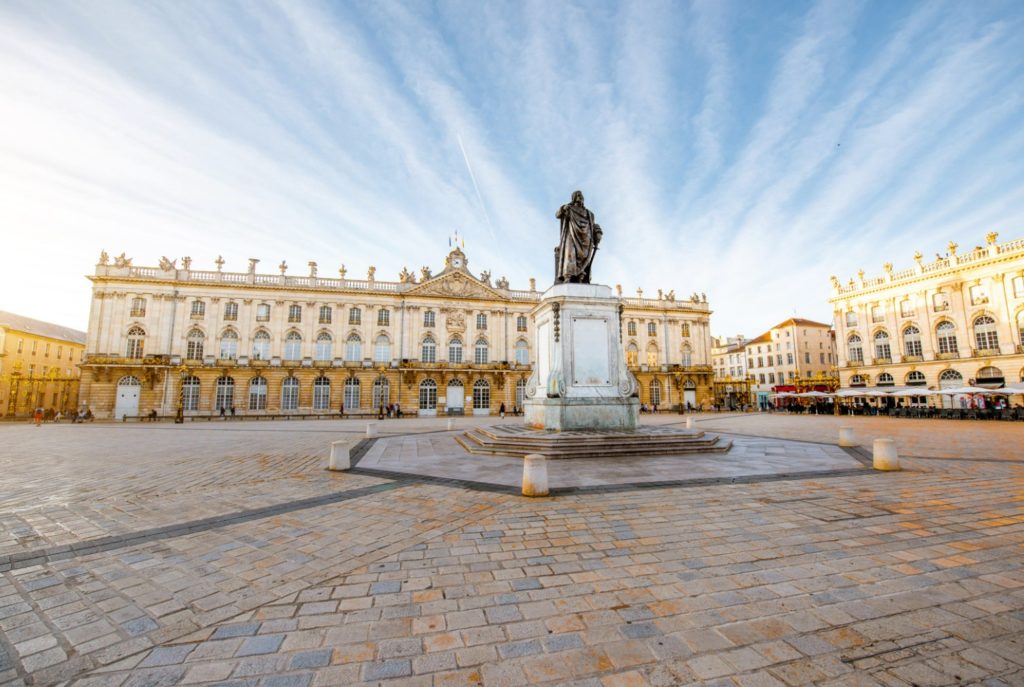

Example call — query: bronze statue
[555,190,602,283]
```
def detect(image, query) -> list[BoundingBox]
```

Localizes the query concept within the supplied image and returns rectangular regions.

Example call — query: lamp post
[175,365,188,423]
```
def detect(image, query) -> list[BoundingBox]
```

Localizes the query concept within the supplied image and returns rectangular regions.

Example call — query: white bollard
[685,417,694,429]
[366,423,377,438]
[522,453,549,497]
[872,438,900,471]
[447,418,455,431]
[838,426,857,447]
[328,440,351,471]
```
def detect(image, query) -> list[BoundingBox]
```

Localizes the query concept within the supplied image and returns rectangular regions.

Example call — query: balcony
[935,351,959,360]
[901,355,923,363]
[973,348,1001,358]
[872,357,891,366]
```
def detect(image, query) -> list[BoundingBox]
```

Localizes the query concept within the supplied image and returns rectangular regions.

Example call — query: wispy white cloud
[0,0,1022,337]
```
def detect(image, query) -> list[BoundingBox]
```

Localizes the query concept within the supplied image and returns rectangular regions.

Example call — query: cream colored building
[829,233,1024,396]
[0,311,86,417]
[744,318,836,408]
[80,247,714,419]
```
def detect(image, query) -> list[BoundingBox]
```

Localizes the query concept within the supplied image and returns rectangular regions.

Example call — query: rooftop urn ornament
[555,190,602,284]
[215,255,225,271]
[248,258,259,274]
[182,256,192,270]
[883,262,893,274]
[367,266,376,282]
[986,231,999,245]
[338,264,347,279]
[529,277,536,291]
[857,268,865,281]
[616,284,623,296]
[308,261,317,278]
[913,251,923,264]
[948,241,958,256]
[637,288,643,298]
[279,260,288,275]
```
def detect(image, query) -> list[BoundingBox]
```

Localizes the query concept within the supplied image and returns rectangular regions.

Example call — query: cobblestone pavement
[0,417,1022,687]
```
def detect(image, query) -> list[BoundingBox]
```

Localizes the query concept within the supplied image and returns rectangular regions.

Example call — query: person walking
[499,402,506,419]
[33,407,43,426]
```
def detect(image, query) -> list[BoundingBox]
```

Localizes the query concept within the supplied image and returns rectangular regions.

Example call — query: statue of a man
[555,190,602,284]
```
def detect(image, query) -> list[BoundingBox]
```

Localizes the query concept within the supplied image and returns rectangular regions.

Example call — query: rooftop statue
[555,190,602,284]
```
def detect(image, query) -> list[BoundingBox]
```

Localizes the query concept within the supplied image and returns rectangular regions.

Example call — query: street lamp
[175,365,188,423]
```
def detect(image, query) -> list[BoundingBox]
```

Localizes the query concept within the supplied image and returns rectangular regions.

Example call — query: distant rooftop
[0,311,86,344]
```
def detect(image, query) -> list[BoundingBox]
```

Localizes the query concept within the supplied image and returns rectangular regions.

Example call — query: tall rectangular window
[378,309,390,326]
[319,306,332,324]
[191,301,205,318]
[423,311,435,327]
[224,302,238,321]
[349,308,361,325]
[288,305,302,323]
[256,304,270,321]
[130,298,146,317]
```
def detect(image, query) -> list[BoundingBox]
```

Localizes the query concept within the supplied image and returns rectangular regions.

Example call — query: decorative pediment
[407,270,508,301]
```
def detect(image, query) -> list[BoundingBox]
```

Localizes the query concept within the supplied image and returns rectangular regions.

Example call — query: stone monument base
[524,396,639,432]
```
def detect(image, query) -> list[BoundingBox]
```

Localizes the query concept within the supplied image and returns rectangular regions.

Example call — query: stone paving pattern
[0,415,1022,686]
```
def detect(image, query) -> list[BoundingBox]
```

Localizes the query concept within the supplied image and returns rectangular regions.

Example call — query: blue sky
[2,0,1023,336]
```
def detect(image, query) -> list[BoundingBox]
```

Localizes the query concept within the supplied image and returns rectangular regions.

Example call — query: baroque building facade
[79,248,713,419]
[829,233,1024,396]
[744,319,836,409]
[0,311,86,417]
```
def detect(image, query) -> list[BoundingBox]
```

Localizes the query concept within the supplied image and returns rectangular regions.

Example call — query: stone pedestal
[523,283,639,431]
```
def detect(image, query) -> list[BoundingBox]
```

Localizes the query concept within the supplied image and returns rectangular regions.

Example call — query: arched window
[515,379,527,408]
[421,336,436,363]
[186,329,205,360]
[977,366,1004,386]
[315,332,333,361]
[374,335,391,363]
[252,330,271,360]
[313,377,331,410]
[936,322,958,355]
[681,344,692,367]
[346,334,362,361]
[626,343,639,366]
[248,377,267,410]
[848,334,863,363]
[118,375,141,387]
[877,373,895,387]
[419,379,437,410]
[220,329,239,360]
[873,331,891,361]
[902,326,922,358]
[343,378,360,409]
[473,379,490,410]
[215,376,234,410]
[372,377,390,408]
[181,375,200,411]
[476,313,487,330]
[448,337,463,364]
[423,311,435,328]
[906,371,927,386]
[516,315,527,332]
[939,369,963,389]
[514,340,529,365]
[974,315,999,351]
[649,379,661,406]
[125,326,145,358]
[474,338,489,364]
[850,374,867,387]
[646,343,658,367]
[284,331,302,361]
[281,377,299,410]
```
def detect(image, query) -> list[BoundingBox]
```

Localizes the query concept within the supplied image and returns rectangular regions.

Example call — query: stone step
[455,427,733,459]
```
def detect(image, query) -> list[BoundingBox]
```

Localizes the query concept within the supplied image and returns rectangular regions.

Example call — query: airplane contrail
[456,133,497,243]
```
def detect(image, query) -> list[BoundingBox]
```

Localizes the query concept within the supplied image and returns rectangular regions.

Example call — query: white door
[684,389,697,409]
[446,383,464,414]
[115,378,141,418]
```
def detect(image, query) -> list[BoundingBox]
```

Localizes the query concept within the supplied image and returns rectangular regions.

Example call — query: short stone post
[366,423,377,438]
[328,440,351,471]
[685,417,694,429]
[522,453,549,497]
[872,438,900,471]
[446,418,455,431]
[838,426,856,447]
